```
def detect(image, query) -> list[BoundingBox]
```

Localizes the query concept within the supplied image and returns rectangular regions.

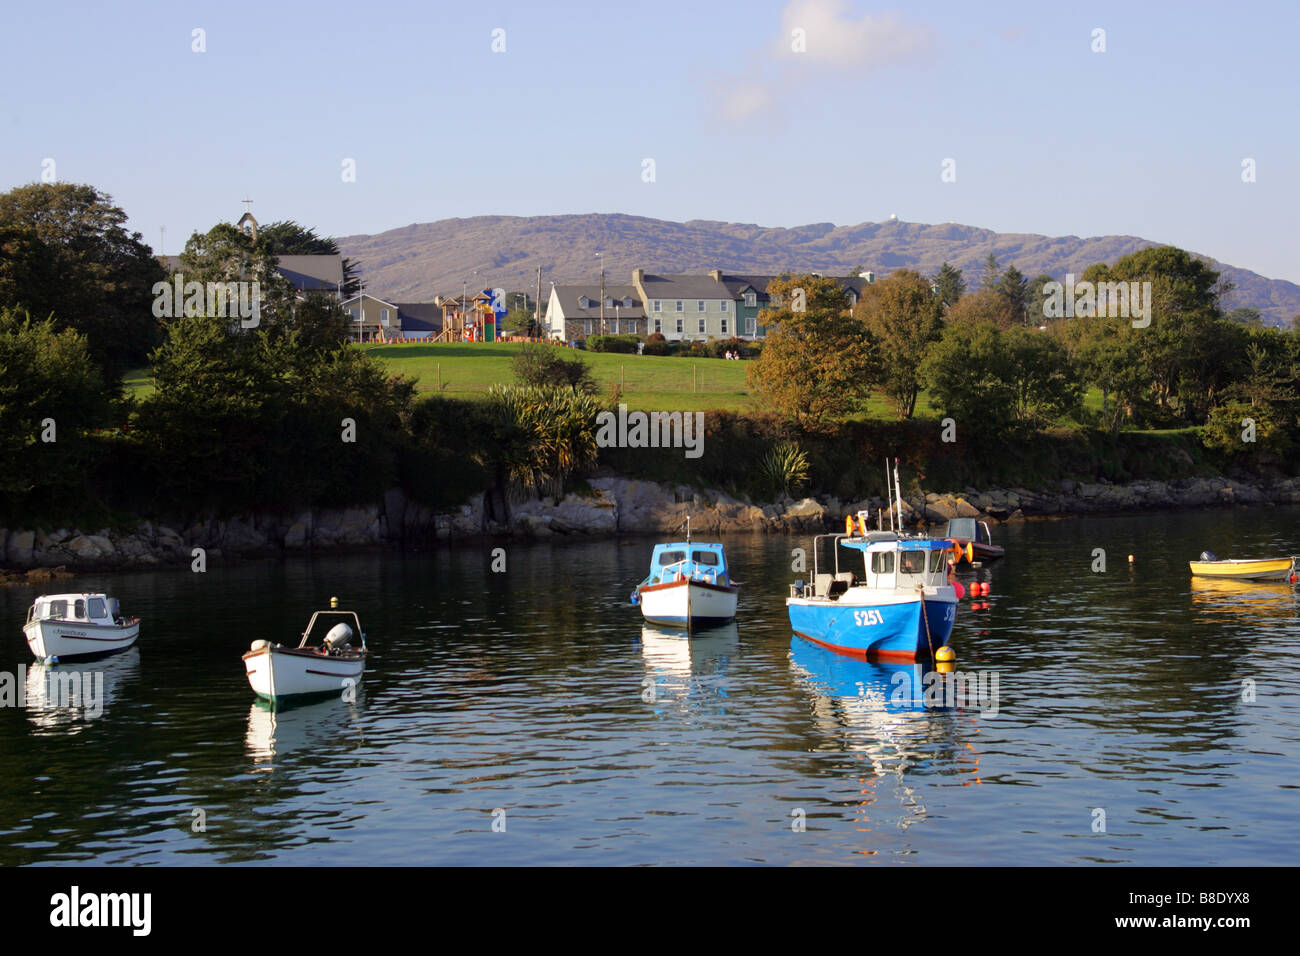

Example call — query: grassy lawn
[360,342,760,412]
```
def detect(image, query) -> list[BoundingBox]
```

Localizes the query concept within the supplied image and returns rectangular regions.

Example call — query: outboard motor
[1199,550,1218,562]
[324,623,353,650]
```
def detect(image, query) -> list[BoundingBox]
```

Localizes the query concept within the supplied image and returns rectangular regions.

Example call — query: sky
[2,0,1297,282]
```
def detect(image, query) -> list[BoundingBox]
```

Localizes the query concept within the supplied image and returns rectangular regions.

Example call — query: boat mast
[885,461,894,532]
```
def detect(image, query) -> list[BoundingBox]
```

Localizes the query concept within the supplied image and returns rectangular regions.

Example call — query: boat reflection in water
[638,623,737,709]
[24,647,140,735]
[788,636,983,840]
[244,694,365,767]
[1190,577,1300,622]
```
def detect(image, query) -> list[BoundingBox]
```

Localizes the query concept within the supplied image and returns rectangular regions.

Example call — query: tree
[746,275,874,426]
[0,308,113,515]
[920,320,1017,433]
[1026,274,1057,327]
[1002,326,1083,426]
[259,220,361,297]
[1081,246,1224,421]
[997,264,1030,325]
[980,252,1001,291]
[854,269,942,418]
[0,182,166,381]
[511,343,597,393]
[1226,306,1262,326]
[932,262,965,308]
[946,288,1019,328]
[172,222,298,327]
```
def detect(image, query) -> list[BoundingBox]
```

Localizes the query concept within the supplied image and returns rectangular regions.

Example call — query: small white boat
[631,519,739,630]
[23,593,140,662]
[242,598,368,703]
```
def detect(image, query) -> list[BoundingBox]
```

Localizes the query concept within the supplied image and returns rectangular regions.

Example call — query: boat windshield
[947,518,976,539]
[658,550,687,566]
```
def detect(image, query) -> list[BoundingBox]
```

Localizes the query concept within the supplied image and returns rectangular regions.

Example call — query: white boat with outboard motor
[242,597,368,702]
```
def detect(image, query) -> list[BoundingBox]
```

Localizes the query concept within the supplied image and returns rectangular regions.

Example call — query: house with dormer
[544,284,646,341]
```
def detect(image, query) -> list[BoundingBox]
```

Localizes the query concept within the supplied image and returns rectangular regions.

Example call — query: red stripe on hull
[793,630,927,661]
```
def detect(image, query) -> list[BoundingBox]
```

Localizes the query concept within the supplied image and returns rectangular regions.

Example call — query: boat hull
[1189,558,1295,581]
[242,646,366,701]
[788,592,956,660]
[23,619,140,662]
[638,578,738,628]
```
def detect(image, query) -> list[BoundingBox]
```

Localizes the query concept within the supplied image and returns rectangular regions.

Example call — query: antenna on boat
[893,458,904,531]
[684,515,691,545]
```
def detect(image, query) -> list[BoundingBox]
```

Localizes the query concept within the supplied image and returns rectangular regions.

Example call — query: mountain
[336,214,1300,326]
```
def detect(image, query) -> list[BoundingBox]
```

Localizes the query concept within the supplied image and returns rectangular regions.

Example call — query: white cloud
[778,0,934,68]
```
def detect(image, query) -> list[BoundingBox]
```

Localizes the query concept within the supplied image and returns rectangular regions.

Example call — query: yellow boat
[1188,553,1297,581]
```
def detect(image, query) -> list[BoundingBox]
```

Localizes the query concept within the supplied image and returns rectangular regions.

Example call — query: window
[585,321,593,334]
[929,551,947,573]
[848,293,857,307]
[349,309,360,322]
[50,600,68,620]
[691,550,720,566]
[605,297,613,308]
[675,318,683,333]
[744,317,756,335]
[658,550,686,566]
[899,551,926,575]
[745,292,756,307]
[721,299,728,312]
[871,552,894,574]
[623,297,633,308]
[74,599,86,619]
[720,318,728,334]
[653,300,661,312]
[87,597,106,619]
[697,300,705,312]
[698,318,706,333]
[654,318,662,333]
[380,308,390,326]
[579,296,590,308]
[675,300,683,313]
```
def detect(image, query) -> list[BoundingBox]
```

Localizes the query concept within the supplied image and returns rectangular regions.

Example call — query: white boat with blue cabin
[631,519,739,630]
[787,460,958,660]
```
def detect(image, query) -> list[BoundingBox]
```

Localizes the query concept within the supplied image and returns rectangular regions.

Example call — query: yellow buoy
[330,596,340,608]
[935,645,955,663]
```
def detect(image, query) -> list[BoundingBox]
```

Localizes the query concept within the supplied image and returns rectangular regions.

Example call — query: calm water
[1,508,1298,866]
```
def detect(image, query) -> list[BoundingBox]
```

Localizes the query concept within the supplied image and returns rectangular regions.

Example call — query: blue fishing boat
[632,536,739,629]
[787,460,958,660]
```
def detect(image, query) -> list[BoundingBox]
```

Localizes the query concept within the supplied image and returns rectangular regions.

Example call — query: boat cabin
[26,593,122,627]
[646,542,730,587]
[944,517,993,547]
[795,530,952,600]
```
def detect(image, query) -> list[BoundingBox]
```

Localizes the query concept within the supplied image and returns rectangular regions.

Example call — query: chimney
[861,270,875,284]
[709,269,722,282]
[632,268,644,284]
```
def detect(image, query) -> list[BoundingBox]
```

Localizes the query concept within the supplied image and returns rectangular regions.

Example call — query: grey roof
[393,303,443,332]
[720,273,867,300]
[552,284,646,320]
[636,273,733,299]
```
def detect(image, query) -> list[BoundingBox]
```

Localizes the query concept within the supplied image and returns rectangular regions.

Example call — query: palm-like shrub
[486,384,602,499]
[757,441,810,499]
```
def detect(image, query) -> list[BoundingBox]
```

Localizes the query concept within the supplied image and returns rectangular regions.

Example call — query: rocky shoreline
[3,474,1299,579]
